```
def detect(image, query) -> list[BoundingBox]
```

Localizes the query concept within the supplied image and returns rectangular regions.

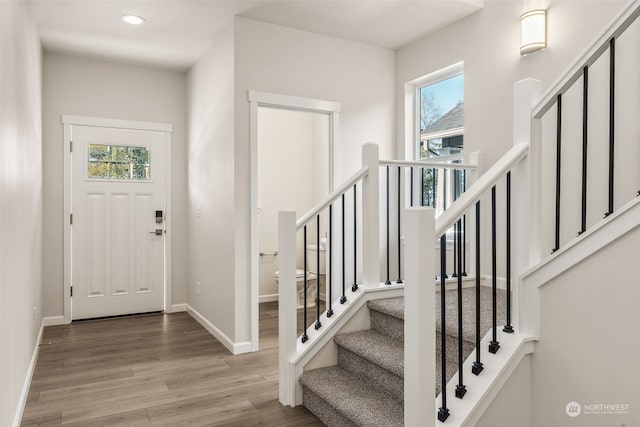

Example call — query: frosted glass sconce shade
[520,9,546,56]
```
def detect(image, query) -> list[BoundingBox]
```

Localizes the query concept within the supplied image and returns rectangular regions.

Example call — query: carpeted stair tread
[300,366,403,427]
[367,297,404,320]
[334,329,404,377]
[435,287,507,344]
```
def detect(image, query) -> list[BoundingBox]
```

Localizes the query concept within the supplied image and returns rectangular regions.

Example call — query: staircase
[300,287,506,426]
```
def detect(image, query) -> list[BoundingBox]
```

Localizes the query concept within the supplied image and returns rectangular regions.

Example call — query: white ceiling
[30,0,483,71]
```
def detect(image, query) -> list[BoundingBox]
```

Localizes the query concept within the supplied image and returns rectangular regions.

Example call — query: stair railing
[278,143,379,406]
[278,144,476,407]
[405,78,540,425]
[379,157,478,285]
[519,0,640,341]
[532,0,640,256]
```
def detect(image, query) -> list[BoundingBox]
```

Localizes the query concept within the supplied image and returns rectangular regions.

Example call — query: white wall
[187,25,236,341]
[42,53,189,317]
[184,17,395,344]
[233,17,395,343]
[396,0,626,168]
[0,1,42,425]
[397,0,626,280]
[530,224,640,427]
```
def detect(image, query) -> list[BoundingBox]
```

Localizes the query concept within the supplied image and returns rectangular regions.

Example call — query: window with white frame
[416,70,464,214]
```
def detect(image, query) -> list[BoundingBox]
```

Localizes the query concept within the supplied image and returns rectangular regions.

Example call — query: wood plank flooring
[22,303,324,426]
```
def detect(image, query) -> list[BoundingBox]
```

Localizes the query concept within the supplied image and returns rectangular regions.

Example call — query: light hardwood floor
[21,303,324,426]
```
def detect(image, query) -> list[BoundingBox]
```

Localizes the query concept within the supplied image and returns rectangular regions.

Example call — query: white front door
[71,125,165,320]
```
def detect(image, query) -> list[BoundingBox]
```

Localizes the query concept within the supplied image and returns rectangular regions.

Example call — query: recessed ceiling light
[121,14,145,25]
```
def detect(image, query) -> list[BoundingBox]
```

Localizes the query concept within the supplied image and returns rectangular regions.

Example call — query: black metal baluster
[421,167,425,207]
[432,168,437,209]
[443,168,448,210]
[455,218,467,398]
[315,215,322,330]
[327,205,334,317]
[341,194,346,304]
[352,184,358,292]
[438,234,450,422]
[302,226,309,343]
[452,170,458,278]
[503,173,514,334]
[472,201,484,375]
[553,93,562,253]
[489,186,500,354]
[606,37,615,217]
[579,66,589,235]
[463,170,467,276]
[397,166,403,284]
[410,166,414,206]
[386,166,391,285]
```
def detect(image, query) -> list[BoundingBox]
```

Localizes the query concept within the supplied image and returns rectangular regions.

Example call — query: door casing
[249,91,340,352]
[62,115,173,324]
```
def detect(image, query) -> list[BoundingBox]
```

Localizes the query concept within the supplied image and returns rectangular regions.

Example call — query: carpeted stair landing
[299,287,506,426]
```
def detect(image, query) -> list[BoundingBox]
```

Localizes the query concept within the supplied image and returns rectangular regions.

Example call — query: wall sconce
[520,9,547,55]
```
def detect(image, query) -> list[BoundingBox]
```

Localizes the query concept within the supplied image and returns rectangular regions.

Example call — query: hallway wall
[186,24,236,343]
[187,17,395,346]
[41,53,189,317]
[0,1,43,425]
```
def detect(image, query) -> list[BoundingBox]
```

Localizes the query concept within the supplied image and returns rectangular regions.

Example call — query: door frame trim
[62,114,173,323]
[248,91,340,352]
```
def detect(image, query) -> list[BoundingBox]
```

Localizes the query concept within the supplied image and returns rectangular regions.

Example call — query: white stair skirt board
[520,195,640,337]
[186,304,252,355]
[435,331,534,426]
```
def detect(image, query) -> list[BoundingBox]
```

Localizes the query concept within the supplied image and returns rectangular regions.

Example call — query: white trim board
[62,115,174,324]
[259,294,279,303]
[42,316,65,327]
[249,91,341,353]
[13,320,45,427]
[185,304,252,355]
[248,91,341,113]
[169,303,188,313]
[62,115,173,133]
[519,195,640,337]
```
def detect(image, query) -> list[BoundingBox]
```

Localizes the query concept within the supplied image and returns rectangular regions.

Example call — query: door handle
[149,229,164,236]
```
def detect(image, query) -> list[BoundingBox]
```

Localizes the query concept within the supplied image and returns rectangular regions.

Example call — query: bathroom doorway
[249,91,340,350]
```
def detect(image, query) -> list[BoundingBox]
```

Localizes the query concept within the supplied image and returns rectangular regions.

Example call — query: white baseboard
[259,294,278,303]
[14,319,45,426]
[169,303,188,313]
[234,341,253,354]
[42,316,66,326]
[185,304,252,355]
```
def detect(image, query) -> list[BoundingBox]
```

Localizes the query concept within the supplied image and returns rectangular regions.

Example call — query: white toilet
[274,269,317,309]
[307,240,327,301]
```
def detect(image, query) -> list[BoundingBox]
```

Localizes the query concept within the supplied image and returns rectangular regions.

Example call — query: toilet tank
[306,244,326,275]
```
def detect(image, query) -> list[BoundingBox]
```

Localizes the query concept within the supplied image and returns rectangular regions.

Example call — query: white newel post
[511,78,541,334]
[278,211,297,406]
[404,207,436,427]
[361,143,380,287]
